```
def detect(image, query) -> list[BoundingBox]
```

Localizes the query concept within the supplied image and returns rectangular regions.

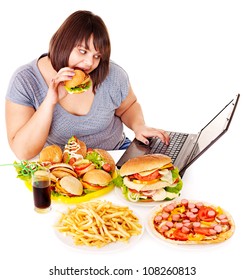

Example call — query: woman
[5,10,169,160]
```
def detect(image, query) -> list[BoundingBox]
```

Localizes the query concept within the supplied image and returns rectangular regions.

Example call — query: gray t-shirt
[6,57,130,150]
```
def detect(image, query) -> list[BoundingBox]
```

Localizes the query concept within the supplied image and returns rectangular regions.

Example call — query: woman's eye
[94,54,101,59]
[79,49,86,54]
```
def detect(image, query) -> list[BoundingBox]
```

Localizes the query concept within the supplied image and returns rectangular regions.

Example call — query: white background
[0,1,243,279]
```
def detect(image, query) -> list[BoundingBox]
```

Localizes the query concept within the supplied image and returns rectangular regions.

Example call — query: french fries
[55,200,142,248]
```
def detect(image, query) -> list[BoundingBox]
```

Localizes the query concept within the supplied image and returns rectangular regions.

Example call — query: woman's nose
[84,56,93,67]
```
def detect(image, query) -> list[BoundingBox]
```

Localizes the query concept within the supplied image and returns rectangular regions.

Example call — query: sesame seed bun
[119,154,172,177]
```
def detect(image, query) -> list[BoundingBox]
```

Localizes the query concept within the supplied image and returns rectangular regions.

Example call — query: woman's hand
[46,67,75,104]
[116,84,170,146]
[134,125,170,145]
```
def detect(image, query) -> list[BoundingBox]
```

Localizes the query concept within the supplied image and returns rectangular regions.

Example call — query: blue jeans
[119,137,131,150]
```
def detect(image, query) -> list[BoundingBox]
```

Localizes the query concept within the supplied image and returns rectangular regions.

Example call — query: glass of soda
[32,168,51,213]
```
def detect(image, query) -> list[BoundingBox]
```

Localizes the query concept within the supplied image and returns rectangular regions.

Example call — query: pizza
[148,199,235,244]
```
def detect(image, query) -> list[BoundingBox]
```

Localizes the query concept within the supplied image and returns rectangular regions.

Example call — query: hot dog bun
[63,136,87,165]
[93,149,116,172]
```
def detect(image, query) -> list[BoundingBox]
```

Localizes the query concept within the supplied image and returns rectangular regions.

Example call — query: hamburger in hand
[117,154,183,202]
[64,69,92,94]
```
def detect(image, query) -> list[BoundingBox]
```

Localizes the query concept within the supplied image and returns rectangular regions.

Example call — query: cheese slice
[123,177,169,192]
[138,168,158,176]
[165,192,179,199]
[152,189,167,201]
[159,169,173,184]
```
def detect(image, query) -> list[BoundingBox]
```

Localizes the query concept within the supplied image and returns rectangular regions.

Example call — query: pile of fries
[55,200,142,248]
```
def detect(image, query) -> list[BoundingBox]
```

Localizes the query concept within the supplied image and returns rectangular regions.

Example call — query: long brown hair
[48,10,111,91]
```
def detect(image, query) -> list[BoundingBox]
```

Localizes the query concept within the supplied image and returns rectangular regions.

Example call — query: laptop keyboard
[148,132,188,162]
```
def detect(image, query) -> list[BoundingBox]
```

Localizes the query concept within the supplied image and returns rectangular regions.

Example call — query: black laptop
[116,94,240,177]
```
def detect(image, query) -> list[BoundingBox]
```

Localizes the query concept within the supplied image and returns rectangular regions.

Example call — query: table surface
[1,138,243,280]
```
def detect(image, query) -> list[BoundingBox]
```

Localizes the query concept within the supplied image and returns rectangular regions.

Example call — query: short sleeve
[5,63,45,109]
[99,61,130,109]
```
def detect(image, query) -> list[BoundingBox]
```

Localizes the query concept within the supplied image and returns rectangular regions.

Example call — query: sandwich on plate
[117,154,183,202]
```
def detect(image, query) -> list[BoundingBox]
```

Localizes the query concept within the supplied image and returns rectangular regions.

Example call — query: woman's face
[68,35,101,74]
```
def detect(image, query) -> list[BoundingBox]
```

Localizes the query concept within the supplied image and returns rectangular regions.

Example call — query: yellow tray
[24,180,114,204]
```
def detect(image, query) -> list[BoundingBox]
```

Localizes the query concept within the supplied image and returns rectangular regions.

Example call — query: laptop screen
[180,94,240,175]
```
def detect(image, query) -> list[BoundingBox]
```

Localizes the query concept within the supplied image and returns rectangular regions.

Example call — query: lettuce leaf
[165,179,183,193]
[85,151,104,169]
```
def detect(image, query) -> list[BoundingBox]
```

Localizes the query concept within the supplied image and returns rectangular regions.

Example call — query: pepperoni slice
[154,215,163,223]
[181,199,188,206]
[214,225,222,233]
[189,214,197,222]
[172,214,180,222]
[159,225,169,233]
[193,222,201,228]
[166,221,174,228]
[162,212,170,220]
[175,222,183,229]
[218,214,227,220]
[181,226,190,234]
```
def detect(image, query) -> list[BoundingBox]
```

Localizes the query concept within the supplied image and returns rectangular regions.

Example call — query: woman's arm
[5,97,55,160]
[115,85,169,145]
[5,68,72,160]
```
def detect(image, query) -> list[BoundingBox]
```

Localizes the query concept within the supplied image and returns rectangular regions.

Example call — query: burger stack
[38,136,116,197]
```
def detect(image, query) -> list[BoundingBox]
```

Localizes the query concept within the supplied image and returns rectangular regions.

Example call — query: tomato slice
[132,170,160,181]
[68,158,76,165]
[128,188,140,193]
[74,163,91,171]
[82,181,104,190]
[198,206,216,222]
[172,229,189,241]
[194,227,214,236]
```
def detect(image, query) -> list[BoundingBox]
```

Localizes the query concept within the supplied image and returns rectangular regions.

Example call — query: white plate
[54,207,144,253]
[114,186,173,207]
